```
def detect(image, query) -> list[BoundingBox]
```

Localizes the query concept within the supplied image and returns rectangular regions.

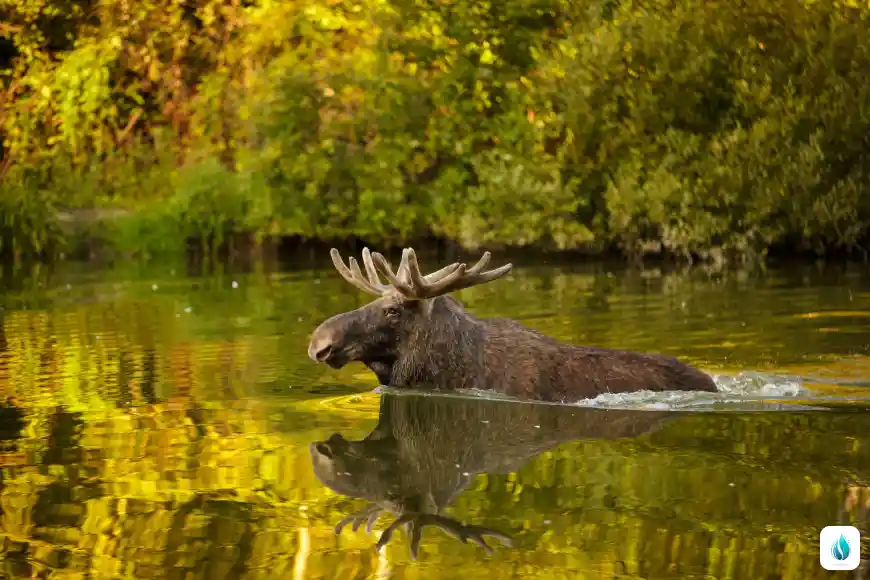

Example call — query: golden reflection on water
[0,261,869,578]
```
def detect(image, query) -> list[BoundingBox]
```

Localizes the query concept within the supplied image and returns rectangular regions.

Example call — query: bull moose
[308,247,718,402]
[310,392,677,559]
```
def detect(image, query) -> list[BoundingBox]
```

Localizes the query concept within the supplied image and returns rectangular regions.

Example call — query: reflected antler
[334,503,387,535]
[371,248,513,300]
[375,512,513,560]
[334,503,513,560]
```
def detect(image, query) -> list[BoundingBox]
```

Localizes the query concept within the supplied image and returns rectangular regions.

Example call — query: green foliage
[0,168,64,260]
[169,156,273,246]
[2,0,870,261]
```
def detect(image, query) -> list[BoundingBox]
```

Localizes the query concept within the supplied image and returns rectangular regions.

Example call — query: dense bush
[1,0,869,261]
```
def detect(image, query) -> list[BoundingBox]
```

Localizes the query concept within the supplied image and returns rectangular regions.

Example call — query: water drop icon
[832,534,851,561]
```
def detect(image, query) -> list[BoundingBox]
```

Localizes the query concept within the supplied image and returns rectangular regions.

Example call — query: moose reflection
[309,391,676,559]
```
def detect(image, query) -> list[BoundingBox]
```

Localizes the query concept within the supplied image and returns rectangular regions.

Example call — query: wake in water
[572,372,808,411]
[378,371,870,411]
[572,371,870,411]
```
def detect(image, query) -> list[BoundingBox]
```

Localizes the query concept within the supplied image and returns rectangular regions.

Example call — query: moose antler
[334,503,387,535]
[330,247,513,299]
[333,503,513,560]
[372,248,512,300]
[374,512,513,560]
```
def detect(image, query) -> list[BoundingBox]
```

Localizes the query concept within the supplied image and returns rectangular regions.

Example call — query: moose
[308,247,718,402]
[310,391,677,559]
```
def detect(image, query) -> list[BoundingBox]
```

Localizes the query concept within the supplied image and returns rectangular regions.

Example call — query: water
[1,257,870,579]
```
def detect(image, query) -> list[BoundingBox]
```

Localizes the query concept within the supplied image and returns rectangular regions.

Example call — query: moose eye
[384,306,402,318]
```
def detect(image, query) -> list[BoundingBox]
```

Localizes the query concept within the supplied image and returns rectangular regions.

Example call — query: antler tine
[423,262,463,283]
[349,257,386,294]
[426,516,513,553]
[335,503,386,536]
[422,251,491,283]
[465,251,492,275]
[433,260,513,296]
[361,247,387,288]
[396,247,413,285]
[374,513,412,553]
[374,512,513,560]
[406,249,462,288]
[372,250,418,298]
[330,248,389,296]
[416,263,469,298]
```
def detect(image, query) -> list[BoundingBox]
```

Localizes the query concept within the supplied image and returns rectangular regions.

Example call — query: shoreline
[0,207,864,275]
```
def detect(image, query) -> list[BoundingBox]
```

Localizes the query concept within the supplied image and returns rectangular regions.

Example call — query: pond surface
[1,255,869,579]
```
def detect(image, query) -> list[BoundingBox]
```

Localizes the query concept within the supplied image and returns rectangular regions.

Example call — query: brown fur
[309,290,718,403]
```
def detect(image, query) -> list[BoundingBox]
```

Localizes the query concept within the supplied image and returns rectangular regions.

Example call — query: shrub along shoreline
[2,0,870,265]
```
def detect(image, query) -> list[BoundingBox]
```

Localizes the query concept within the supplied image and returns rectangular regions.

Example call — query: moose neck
[388,296,483,390]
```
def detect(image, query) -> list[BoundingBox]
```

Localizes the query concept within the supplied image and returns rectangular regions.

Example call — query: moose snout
[308,318,350,366]
[307,331,335,363]
[308,312,361,368]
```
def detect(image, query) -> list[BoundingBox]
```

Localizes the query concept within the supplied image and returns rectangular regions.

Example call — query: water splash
[570,372,809,411]
[832,534,851,561]
[714,372,807,397]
